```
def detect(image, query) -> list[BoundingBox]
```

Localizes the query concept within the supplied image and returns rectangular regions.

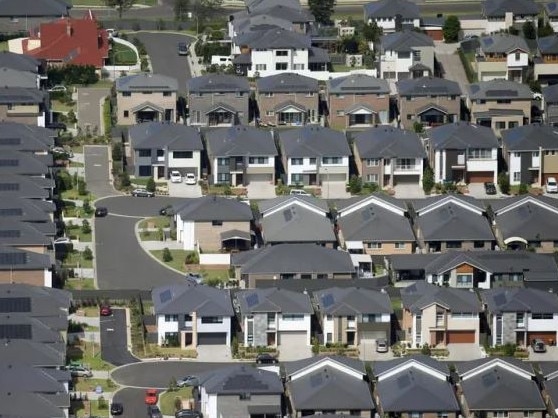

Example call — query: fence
[70,289,151,305]
[199,253,231,265]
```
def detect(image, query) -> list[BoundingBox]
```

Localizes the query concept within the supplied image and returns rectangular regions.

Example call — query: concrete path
[435,41,470,97]
[77,88,110,136]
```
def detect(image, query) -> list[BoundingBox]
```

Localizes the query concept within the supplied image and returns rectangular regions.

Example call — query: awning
[247,405,282,414]
[503,236,528,245]
[205,102,237,114]
[345,103,375,115]
[131,101,164,113]
[221,229,251,241]
[274,100,306,113]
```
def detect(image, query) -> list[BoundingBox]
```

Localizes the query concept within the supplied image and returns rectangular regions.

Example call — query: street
[77,88,111,136]
[100,308,140,366]
[84,145,116,199]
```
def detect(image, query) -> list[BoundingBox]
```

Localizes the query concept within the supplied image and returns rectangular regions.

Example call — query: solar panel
[321,293,335,308]
[0,297,31,313]
[0,323,32,339]
[0,183,19,191]
[0,138,21,146]
[0,230,20,238]
[246,293,259,308]
[222,373,269,391]
[0,160,19,167]
[0,208,23,216]
[0,252,26,265]
[159,289,172,304]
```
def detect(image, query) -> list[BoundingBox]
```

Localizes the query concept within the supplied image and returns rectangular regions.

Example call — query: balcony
[267,321,276,330]
[230,162,245,172]
[347,320,356,329]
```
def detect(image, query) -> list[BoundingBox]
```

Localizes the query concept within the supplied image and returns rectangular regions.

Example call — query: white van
[211,55,233,65]
[290,189,311,196]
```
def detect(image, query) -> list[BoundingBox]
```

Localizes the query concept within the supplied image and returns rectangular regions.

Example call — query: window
[201,316,223,324]
[495,121,506,129]
[184,314,192,322]
[122,92,131,97]
[366,174,379,183]
[477,99,486,104]
[249,157,268,164]
[524,412,534,418]
[282,314,304,321]
[264,92,274,98]
[516,312,525,327]
[438,414,449,418]
[173,151,193,159]
[309,158,317,165]
[212,220,223,226]
[255,64,267,71]
[446,241,462,249]
[236,92,244,98]
[336,110,345,116]
[467,149,492,159]
[494,412,509,418]
[412,50,421,60]
[142,91,153,95]
[323,157,341,164]
[138,149,151,157]
[362,314,380,323]
[436,313,444,326]
[163,92,172,97]
[410,412,422,418]
[456,274,473,287]
[509,121,519,128]
[164,314,178,322]
[217,173,230,183]
[496,99,511,104]
[239,393,251,400]
[291,158,303,165]
[366,159,380,167]
[367,242,382,249]
[294,63,305,70]
[291,173,303,183]
[305,91,314,97]
[395,242,406,249]
[218,158,229,166]
[452,312,475,319]
[407,114,412,120]
[554,240,558,248]
[326,332,333,342]
[513,172,521,182]
[156,149,164,157]
[276,50,288,56]
[266,111,274,116]
[276,63,288,70]
[474,241,485,248]
[124,110,129,117]
[532,313,553,319]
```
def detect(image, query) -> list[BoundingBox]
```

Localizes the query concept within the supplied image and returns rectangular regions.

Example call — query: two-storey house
[467,79,532,136]
[128,122,203,180]
[205,126,277,186]
[0,87,48,127]
[363,0,420,33]
[115,73,178,125]
[401,281,481,346]
[152,284,234,350]
[501,124,558,187]
[187,74,250,126]
[545,2,558,31]
[353,126,425,188]
[278,126,351,186]
[255,72,319,126]
[543,83,558,125]
[0,52,45,89]
[315,287,392,346]
[482,0,540,33]
[534,35,558,86]
[476,34,530,83]
[397,77,461,130]
[0,0,70,34]
[379,30,435,81]
[325,74,390,129]
[0,245,53,287]
[428,122,499,184]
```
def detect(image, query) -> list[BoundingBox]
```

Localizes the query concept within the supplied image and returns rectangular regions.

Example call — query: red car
[100,305,112,316]
[145,389,158,405]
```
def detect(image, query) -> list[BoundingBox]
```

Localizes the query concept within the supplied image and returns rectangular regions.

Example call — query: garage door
[197,332,227,345]
[528,331,556,345]
[394,175,420,185]
[360,330,387,343]
[447,331,475,343]
[248,173,272,183]
[468,171,494,183]
[481,72,507,81]
[321,174,346,182]
[278,331,307,347]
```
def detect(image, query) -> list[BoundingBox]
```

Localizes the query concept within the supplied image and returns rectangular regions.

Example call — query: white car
[185,173,197,185]
[170,171,182,183]
[54,237,72,245]
[547,177,558,193]
[48,85,67,93]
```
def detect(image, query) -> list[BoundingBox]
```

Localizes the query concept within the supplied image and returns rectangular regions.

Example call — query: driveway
[84,145,117,199]
[196,345,233,362]
[100,308,140,366]
[322,181,350,199]
[246,182,276,199]
[133,32,196,95]
[112,387,147,418]
[77,88,110,135]
[393,183,426,199]
[359,341,395,362]
[445,343,485,361]
[435,41,470,99]
[278,344,311,362]
[467,182,504,200]
[168,182,202,197]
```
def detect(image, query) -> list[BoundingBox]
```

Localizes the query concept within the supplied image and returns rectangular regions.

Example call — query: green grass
[61,188,96,202]
[64,278,96,290]
[131,177,166,187]
[110,42,138,65]
[140,230,162,241]
[151,249,188,272]
[67,341,114,370]
[202,268,230,282]
[332,64,356,72]
[51,99,75,112]
[75,306,101,317]
[62,250,94,269]
[458,48,477,83]
[63,204,93,219]
[0,41,7,52]
[69,161,85,167]
[390,297,402,310]
[139,216,171,229]
[72,400,110,418]
[160,388,193,416]
[74,378,118,393]
[103,97,111,132]
[66,225,92,242]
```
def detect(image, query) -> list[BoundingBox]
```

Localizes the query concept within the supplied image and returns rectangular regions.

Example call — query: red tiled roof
[24,12,109,69]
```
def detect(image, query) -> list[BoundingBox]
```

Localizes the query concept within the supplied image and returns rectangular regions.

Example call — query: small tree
[308,0,336,25]
[146,177,156,193]
[498,172,510,195]
[413,121,424,134]
[81,219,92,235]
[422,166,435,194]
[538,19,555,37]
[112,142,123,162]
[362,21,383,43]
[347,175,362,195]
[421,343,432,355]
[174,0,190,21]
[442,15,461,43]
[77,179,87,196]
[82,199,92,215]
[518,183,529,194]
[104,0,137,19]
[523,21,536,39]
[67,110,77,124]
[168,377,178,392]
[232,336,239,357]
[162,247,173,262]
[83,247,94,261]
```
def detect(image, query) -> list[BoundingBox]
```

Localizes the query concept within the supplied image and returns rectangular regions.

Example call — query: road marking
[107,328,114,332]
[103,213,145,219]
[94,164,102,167]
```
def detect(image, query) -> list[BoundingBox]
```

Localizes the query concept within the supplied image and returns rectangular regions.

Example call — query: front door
[267,333,276,346]
[157,166,165,179]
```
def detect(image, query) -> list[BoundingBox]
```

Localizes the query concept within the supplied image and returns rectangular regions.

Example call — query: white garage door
[321,173,346,182]
[394,175,420,185]
[248,173,272,183]
[278,331,307,346]
[360,330,387,343]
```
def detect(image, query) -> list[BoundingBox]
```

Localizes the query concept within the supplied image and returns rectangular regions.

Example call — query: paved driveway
[111,387,146,418]
[85,145,117,199]
[467,182,504,199]
[278,344,311,362]
[322,181,350,199]
[100,308,140,366]
[247,182,276,199]
[77,88,110,135]
[168,182,202,197]
[435,41,470,98]
[393,183,425,199]
[445,343,485,361]
[196,345,233,362]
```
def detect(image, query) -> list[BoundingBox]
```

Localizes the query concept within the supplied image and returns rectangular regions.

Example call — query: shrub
[421,343,432,355]
[97,396,108,409]
[146,177,156,193]
[83,247,94,261]
[503,343,517,356]
[347,175,362,194]
[498,172,510,195]
[518,183,529,195]
[81,219,91,234]
[162,247,173,262]
[174,397,182,412]
[185,252,199,265]
[112,142,123,162]
[77,178,87,196]
[422,166,435,194]
[82,199,92,215]
[57,171,73,191]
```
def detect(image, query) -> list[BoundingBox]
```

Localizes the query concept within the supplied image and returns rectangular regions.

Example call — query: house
[285,356,374,417]
[128,122,203,180]
[0,393,66,418]
[187,74,250,126]
[0,67,38,89]
[0,220,53,254]
[0,150,51,177]
[0,314,64,343]
[325,74,390,129]
[258,195,336,246]
[0,121,55,154]
[0,196,55,232]
[231,27,330,78]
[255,73,319,126]
[0,174,54,200]
[363,0,420,33]
[352,126,425,188]
[0,0,71,34]
[278,126,351,186]
[174,195,254,252]
[501,124,558,186]
[195,365,284,418]
[411,195,495,252]
[379,30,435,81]
[0,52,45,90]
[152,283,234,349]
[476,34,530,83]
[205,126,277,186]
[427,122,499,184]
[235,287,313,350]
[0,338,65,368]
[543,83,558,125]
[481,287,558,346]
[0,87,49,127]
[0,283,71,318]
[490,195,558,252]
[539,363,558,415]
[534,35,558,86]
[22,13,109,71]
[373,356,460,417]
[396,77,462,130]
[456,358,546,418]
[314,286,392,346]
[482,0,540,33]
[401,281,481,346]
[231,244,356,288]
[336,194,417,256]
[467,79,532,136]
[545,2,558,32]
[116,73,178,126]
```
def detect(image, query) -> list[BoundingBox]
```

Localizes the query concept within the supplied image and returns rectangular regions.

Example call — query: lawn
[63,250,94,269]
[61,188,96,202]
[160,388,193,416]
[66,225,92,242]
[75,306,101,317]
[109,41,138,65]
[140,230,162,241]
[65,278,96,290]
[69,161,85,168]
[139,216,171,229]
[67,341,114,370]
[51,99,75,112]
[131,177,166,187]
[63,204,93,219]
[74,377,118,393]
[151,249,189,272]
[72,399,110,418]
[0,41,7,52]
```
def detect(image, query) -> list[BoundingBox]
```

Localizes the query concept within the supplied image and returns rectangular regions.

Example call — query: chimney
[66,21,72,37]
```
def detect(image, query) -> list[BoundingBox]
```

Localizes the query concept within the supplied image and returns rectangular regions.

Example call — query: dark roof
[198,364,283,395]
[364,0,419,19]
[258,195,329,214]
[353,126,426,159]
[397,77,461,97]
[0,364,68,394]
[0,52,40,73]
[0,314,62,343]
[0,122,55,150]
[308,47,330,63]
[231,244,355,275]
[205,125,278,157]
[0,174,51,199]
[0,150,51,176]
[279,126,351,157]
[0,196,54,223]
[187,74,250,93]
[327,74,389,95]
[129,122,203,151]
[0,339,65,366]
[0,392,65,418]
[236,287,313,314]
[257,72,318,92]
[116,73,178,92]
[428,122,499,150]
[235,27,311,49]
[0,67,37,89]
[0,221,51,247]
[286,355,366,376]
[502,124,558,151]
[152,283,234,316]
[175,195,253,222]
[401,281,481,314]
[315,287,393,315]
[481,287,558,314]
[0,87,46,105]
[0,284,70,315]
[467,80,532,100]
[0,0,70,17]
[546,1,558,16]
[543,83,558,103]
[336,193,408,213]
[482,0,539,17]
[537,34,558,54]
[381,30,434,52]
[479,33,529,53]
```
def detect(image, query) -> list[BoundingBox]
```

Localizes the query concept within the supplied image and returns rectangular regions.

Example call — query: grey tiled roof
[273,100,306,112]
[327,74,389,95]
[0,150,51,176]
[401,281,481,314]
[353,126,426,159]
[0,51,40,73]
[502,124,558,151]
[258,195,329,214]
[187,74,250,93]
[116,73,178,92]
[364,0,419,19]
[315,287,393,316]
[0,122,55,148]
[428,122,499,150]
[152,283,234,316]
[481,287,558,314]
[231,244,355,275]
[0,364,68,393]
[279,126,351,157]
[308,47,330,63]
[245,0,301,13]
[0,67,37,89]
[257,72,318,92]
[0,86,46,104]
[0,221,51,247]
[175,195,253,222]
[0,314,62,342]
[537,34,558,54]
[0,339,65,367]
[0,196,53,222]
[397,77,461,97]
[411,194,486,212]
[544,82,558,103]
[335,193,408,212]
[236,287,313,314]
[482,0,539,17]
[286,355,366,376]
[547,1,558,17]
[236,27,311,49]
[467,79,532,100]
[0,283,71,315]
[205,126,278,157]
[129,122,203,151]
[198,364,283,395]
[0,392,65,418]
[381,30,434,52]
[373,354,450,376]
[480,33,529,53]
[0,0,70,16]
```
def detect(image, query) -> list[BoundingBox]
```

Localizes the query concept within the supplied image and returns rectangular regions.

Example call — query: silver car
[376,338,389,353]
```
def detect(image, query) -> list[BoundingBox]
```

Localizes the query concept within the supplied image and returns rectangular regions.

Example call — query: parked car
[484,182,497,195]
[106,28,118,38]
[145,389,158,405]
[46,122,67,131]
[185,173,197,185]
[178,42,189,56]
[100,305,112,316]
[95,207,108,217]
[48,85,67,93]
[532,339,547,353]
[147,405,163,418]
[170,171,183,183]
[51,146,73,158]
[110,403,124,415]
[175,410,201,418]
[67,364,93,377]
[547,177,558,193]
[255,353,278,364]
[376,338,389,353]
[185,273,203,285]
[131,188,155,197]
[290,189,311,196]
[177,375,199,387]
[54,237,72,245]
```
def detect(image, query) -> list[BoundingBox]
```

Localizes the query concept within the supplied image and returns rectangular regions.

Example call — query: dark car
[95,207,108,217]
[484,182,497,195]
[175,410,201,418]
[111,402,124,415]
[532,339,547,353]
[147,405,163,418]
[178,42,189,56]
[160,205,175,216]
[131,188,155,197]
[255,353,278,364]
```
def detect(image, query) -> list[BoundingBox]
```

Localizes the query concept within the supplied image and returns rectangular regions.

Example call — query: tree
[81,219,91,235]
[162,247,173,262]
[523,21,536,40]
[442,15,461,43]
[146,177,156,193]
[174,0,190,21]
[308,0,336,25]
[538,18,554,37]
[362,21,383,43]
[83,247,94,261]
[422,166,435,194]
[498,172,510,195]
[104,0,137,19]
[192,0,223,29]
